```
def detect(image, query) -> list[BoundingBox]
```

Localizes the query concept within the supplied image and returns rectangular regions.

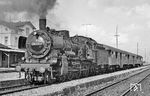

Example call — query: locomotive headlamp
[21,57,25,61]
[39,67,45,73]
[45,57,48,60]
[15,66,21,71]
[33,32,37,35]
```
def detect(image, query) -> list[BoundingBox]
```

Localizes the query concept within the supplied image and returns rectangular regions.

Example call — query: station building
[0,21,36,67]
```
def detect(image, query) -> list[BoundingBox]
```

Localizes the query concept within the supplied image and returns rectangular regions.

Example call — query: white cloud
[87,0,99,9]
[123,23,142,31]
[146,21,150,28]
[104,6,133,17]
[0,1,11,5]
[119,33,129,44]
[134,4,150,18]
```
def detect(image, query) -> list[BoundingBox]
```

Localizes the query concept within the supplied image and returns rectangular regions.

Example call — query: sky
[1,0,150,61]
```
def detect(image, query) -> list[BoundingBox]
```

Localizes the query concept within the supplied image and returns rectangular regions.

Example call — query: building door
[18,36,27,49]
[2,52,8,67]
[0,51,2,67]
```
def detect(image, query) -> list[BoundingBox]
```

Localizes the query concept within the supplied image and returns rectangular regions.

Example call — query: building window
[26,27,30,36]
[12,54,17,63]
[2,53,6,61]
[4,36,8,45]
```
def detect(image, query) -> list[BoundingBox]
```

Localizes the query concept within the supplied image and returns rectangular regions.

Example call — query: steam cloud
[0,0,57,19]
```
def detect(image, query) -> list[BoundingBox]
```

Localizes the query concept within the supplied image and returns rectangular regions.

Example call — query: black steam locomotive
[17,18,143,83]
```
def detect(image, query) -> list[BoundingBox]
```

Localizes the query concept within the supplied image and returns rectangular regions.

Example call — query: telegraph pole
[114,25,119,48]
[137,43,138,55]
[145,48,146,63]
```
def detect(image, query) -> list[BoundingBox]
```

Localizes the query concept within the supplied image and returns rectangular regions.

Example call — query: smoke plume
[0,0,57,20]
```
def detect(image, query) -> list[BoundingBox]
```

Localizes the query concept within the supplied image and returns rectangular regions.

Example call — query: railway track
[85,67,150,96]
[0,82,49,96]
[120,70,150,96]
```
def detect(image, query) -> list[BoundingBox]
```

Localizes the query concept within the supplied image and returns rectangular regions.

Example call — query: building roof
[0,48,25,53]
[0,43,11,49]
[14,21,36,29]
[0,43,25,53]
[0,20,36,31]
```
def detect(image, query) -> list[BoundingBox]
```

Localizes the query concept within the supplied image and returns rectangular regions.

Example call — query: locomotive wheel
[48,73,54,84]
[44,72,49,84]
[43,72,47,84]
[26,73,34,83]
[95,68,100,75]
[25,72,27,80]
[82,70,89,77]
[74,71,80,79]
[58,75,66,82]
[86,69,89,77]
[93,68,97,75]
[91,67,96,76]
[89,68,93,76]
[75,71,81,79]
[67,72,74,81]
[45,72,53,84]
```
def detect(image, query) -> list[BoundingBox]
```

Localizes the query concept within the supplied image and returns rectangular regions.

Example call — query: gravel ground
[3,66,148,96]
[68,67,149,96]
[124,70,150,96]
[89,68,150,96]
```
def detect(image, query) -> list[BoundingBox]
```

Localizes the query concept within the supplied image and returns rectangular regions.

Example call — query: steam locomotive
[17,18,143,83]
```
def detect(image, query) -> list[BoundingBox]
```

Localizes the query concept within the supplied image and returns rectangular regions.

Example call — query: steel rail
[120,71,150,96]
[0,83,49,95]
[85,67,149,96]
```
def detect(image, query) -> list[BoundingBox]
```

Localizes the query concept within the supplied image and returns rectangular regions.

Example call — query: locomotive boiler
[18,18,143,84]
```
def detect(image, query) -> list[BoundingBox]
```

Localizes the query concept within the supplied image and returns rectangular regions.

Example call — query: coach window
[113,51,115,55]
[108,50,111,55]
[120,53,122,58]
[115,52,118,58]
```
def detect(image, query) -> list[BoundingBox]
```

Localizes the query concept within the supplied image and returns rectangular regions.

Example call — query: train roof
[71,35,142,58]
[102,44,142,57]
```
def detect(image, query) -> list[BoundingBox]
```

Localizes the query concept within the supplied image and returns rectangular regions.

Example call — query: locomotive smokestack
[39,17,46,30]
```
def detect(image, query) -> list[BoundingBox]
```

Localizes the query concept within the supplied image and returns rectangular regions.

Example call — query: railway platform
[0,68,16,73]
[0,67,25,82]
[0,72,24,82]
[0,69,25,92]
[0,67,24,82]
